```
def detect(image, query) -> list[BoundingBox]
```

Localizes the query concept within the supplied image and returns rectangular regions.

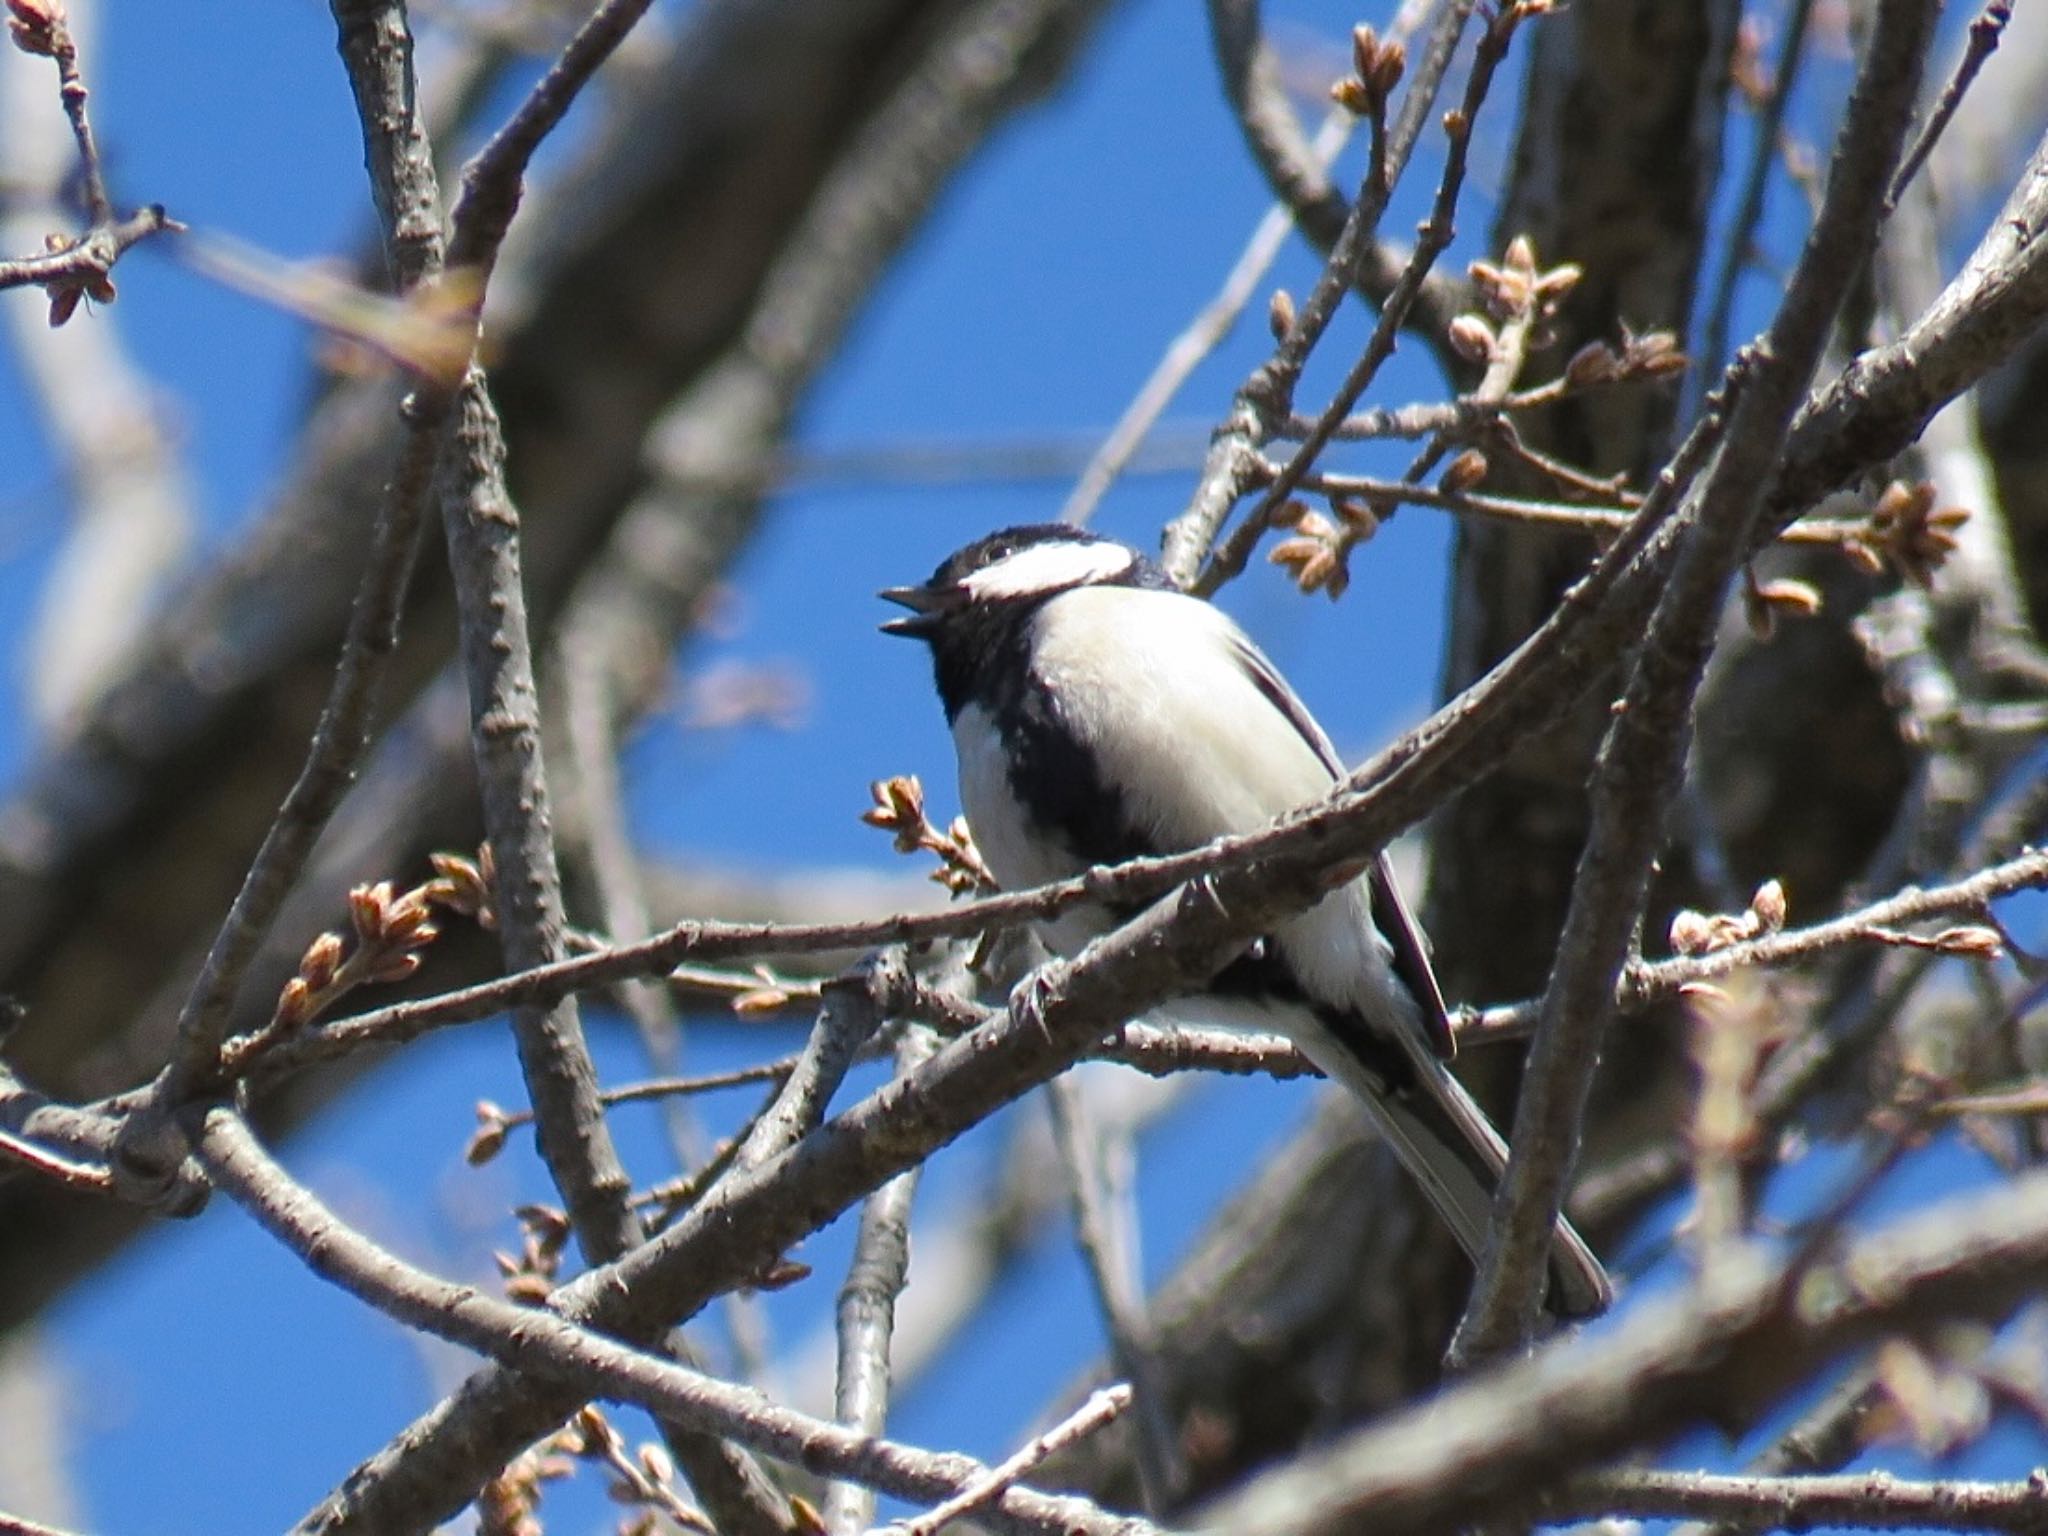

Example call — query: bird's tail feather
[1317,1037,1612,1319]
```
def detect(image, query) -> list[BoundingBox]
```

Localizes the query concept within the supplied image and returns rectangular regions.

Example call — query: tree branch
[823,1025,936,1535]
[1450,0,1941,1363]
[1202,0,1467,355]
[1547,1466,2048,1534]
[1199,1165,2048,1536]
[106,0,452,1197]
[191,1106,1157,1536]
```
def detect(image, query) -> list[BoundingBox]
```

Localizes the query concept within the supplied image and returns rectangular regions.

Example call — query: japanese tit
[882,523,1610,1318]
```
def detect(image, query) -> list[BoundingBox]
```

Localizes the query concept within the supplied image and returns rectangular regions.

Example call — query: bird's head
[879,524,1164,640]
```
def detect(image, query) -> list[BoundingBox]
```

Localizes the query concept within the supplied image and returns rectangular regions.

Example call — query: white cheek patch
[962,540,1134,601]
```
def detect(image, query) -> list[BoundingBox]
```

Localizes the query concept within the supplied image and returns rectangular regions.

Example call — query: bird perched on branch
[882,522,1610,1317]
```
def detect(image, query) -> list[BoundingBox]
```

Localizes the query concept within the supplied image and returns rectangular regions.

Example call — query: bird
[881,522,1610,1318]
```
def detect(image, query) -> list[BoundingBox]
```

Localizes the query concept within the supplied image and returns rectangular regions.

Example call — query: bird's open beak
[878,583,953,638]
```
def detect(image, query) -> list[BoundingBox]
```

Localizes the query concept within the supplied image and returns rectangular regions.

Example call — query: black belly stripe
[999,678,1155,874]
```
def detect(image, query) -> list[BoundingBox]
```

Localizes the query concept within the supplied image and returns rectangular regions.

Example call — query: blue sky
[2,0,2042,1531]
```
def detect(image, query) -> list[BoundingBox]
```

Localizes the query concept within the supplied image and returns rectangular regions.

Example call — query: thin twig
[1458,844,2048,1042]
[1693,0,1818,416]
[5,4,194,729]
[1670,1364,1884,1536]
[0,202,173,291]
[1058,111,1350,527]
[670,962,824,1012]
[1045,1076,1177,1511]
[566,725,789,1385]
[896,1384,1135,1536]
[231,820,2048,1104]
[1201,0,1468,346]
[1195,2,1531,594]
[824,1027,938,1535]
[775,1076,1187,1420]
[1295,469,1642,524]
[559,631,711,1195]
[443,0,661,274]
[731,952,901,1174]
[1163,0,1479,587]
[483,1058,802,1138]
[37,0,109,223]
[112,0,456,1199]
[141,421,438,1108]
[1575,763,2048,1228]
[568,1408,715,1532]
[1279,374,1585,440]
[1885,0,2014,216]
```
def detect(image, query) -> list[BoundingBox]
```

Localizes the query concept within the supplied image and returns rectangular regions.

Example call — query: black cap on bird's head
[879,524,1166,639]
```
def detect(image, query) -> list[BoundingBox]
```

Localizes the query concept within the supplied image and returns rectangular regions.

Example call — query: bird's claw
[1011,966,1062,1049]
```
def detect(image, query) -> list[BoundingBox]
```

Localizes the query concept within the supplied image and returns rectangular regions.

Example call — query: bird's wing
[1365,855,1455,1059]
[1227,632,1458,1061]
[1224,632,1344,775]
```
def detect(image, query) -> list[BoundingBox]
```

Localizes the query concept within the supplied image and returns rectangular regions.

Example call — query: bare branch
[1693,0,1818,411]
[823,1026,936,1535]
[1047,1075,1178,1509]
[0,6,194,728]
[1057,110,1349,527]
[0,0,173,318]
[559,635,709,1171]
[0,202,173,293]
[730,951,901,1175]
[0,1061,203,1214]
[1669,1366,1885,1536]
[286,826,1306,1531]
[442,0,658,275]
[335,7,804,1531]
[1162,0,1487,588]
[235,775,2048,1103]
[1886,0,2016,216]
[1572,778,2048,1228]
[437,379,648,1258]
[1191,1,1530,594]
[1459,844,2048,1043]
[0,1123,108,1194]
[192,1106,1157,1536]
[1201,1166,2048,1536]
[899,1384,1135,1536]
[1547,1466,2048,1534]
[1203,0,1469,348]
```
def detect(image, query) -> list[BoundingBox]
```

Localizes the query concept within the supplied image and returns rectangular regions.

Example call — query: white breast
[953,587,1412,1027]
[1027,587,1334,846]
